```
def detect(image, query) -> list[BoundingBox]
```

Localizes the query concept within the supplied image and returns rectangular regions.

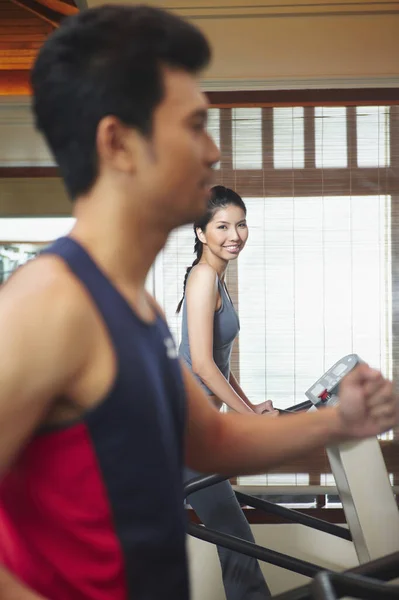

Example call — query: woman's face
[198,204,249,262]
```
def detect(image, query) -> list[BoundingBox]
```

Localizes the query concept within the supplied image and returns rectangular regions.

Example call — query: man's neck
[70,191,169,291]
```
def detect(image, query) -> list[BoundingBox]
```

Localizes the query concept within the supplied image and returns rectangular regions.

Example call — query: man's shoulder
[0,254,95,336]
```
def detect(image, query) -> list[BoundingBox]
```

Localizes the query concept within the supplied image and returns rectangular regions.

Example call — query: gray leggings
[185,467,271,600]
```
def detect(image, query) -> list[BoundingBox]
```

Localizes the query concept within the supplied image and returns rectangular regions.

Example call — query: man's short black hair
[31,4,211,199]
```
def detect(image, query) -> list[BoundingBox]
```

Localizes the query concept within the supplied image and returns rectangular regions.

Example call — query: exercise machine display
[306,354,399,563]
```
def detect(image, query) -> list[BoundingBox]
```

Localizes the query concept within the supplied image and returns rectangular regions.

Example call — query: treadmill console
[305,354,362,409]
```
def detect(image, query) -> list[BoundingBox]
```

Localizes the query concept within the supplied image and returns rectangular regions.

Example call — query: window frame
[202,92,399,496]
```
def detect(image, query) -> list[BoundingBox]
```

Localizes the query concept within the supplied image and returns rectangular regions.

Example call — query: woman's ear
[196,228,206,245]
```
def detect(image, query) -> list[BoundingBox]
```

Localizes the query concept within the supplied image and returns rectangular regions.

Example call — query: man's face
[133,67,220,229]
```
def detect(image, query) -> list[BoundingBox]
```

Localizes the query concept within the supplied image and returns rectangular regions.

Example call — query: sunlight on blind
[273,107,305,169]
[320,474,336,486]
[357,106,390,167]
[238,474,310,487]
[154,225,194,345]
[315,107,347,168]
[237,195,392,408]
[0,217,74,241]
[232,107,262,169]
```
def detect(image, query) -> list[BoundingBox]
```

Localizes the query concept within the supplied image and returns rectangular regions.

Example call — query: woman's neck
[200,251,228,280]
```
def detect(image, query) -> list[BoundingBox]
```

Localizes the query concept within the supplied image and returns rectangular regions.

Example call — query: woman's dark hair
[176,185,246,313]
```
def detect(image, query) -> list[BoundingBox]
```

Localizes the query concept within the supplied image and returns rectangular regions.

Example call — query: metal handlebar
[272,552,399,600]
[312,570,399,600]
[188,521,323,578]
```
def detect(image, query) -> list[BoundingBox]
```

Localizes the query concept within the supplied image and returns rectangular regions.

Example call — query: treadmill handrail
[184,473,230,496]
[271,551,399,600]
[184,475,351,541]
[235,492,351,542]
[311,570,399,600]
[187,521,323,578]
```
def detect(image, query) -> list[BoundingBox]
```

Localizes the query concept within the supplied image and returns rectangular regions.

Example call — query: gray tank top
[179,270,240,395]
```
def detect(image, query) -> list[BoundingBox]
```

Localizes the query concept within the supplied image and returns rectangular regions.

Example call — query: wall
[87,0,399,90]
[187,522,359,598]
[1,0,399,215]
[0,178,69,216]
[0,98,69,215]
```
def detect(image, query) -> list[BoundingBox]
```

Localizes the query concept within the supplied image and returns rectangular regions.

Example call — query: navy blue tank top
[0,237,189,600]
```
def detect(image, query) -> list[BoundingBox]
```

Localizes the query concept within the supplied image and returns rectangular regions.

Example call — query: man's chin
[164,193,210,230]
[191,204,208,224]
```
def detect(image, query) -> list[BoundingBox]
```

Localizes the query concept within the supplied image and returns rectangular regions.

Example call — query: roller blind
[153,104,398,487]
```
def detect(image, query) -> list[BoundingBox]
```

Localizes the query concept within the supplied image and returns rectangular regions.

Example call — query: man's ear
[96,115,141,174]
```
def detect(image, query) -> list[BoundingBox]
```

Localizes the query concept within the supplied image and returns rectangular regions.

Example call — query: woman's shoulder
[186,263,218,293]
[192,262,217,275]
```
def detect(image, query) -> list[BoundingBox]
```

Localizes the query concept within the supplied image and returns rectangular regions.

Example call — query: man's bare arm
[0,259,91,477]
[0,259,93,599]
[0,567,47,600]
[184,362,398,474]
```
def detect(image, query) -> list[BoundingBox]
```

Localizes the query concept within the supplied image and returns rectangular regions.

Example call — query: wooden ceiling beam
[33,0,78,17]
[10,0,62,27]
[9,0,78,28]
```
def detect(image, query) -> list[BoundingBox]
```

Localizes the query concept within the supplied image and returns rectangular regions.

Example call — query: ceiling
[0,0,80,94]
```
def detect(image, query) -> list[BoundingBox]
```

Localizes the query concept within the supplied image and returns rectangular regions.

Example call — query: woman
[177,185,275,600]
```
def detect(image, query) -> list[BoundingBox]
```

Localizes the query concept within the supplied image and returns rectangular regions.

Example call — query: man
[0,5,397,600]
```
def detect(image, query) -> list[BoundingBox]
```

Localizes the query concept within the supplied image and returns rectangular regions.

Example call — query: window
[238,194,391,408]
[0,217,75,243]
[0,217,75,283]
[154,224,195,344]
[357,106,390,168]
[0,217,157,294]
[152,103,398,492]
[232,107,262,169]
[273,107,305,169]
[315,107,347,168]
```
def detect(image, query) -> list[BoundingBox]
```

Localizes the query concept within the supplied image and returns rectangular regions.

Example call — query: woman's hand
[253,400,279,417]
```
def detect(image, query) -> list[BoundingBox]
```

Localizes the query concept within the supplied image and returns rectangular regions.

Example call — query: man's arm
[0,567,47,600]
[0,259,91,476]
[184,361,398,474]
[0,258,92,599]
